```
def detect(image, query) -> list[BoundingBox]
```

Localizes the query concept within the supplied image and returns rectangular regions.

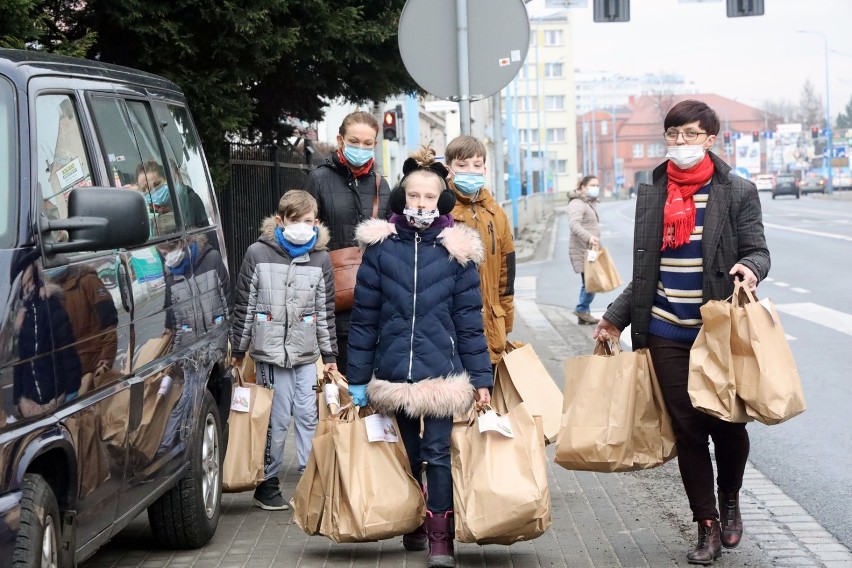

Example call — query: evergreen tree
[837,95,852,130]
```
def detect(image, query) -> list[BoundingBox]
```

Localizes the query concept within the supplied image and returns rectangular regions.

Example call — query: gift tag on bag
[365,414,399,442]
[231,386,251,412]
[586,249,599,263]
[478,409,514,437]
[323,383,340,406]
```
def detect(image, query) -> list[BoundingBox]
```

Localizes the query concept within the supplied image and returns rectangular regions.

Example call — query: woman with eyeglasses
[593,100,770,565]
[301,111,391,372]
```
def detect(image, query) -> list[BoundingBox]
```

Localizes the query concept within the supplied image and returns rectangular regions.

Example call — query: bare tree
[799,78,825,130]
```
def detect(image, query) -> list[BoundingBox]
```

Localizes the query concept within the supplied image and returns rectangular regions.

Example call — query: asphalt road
[535,192,852,549]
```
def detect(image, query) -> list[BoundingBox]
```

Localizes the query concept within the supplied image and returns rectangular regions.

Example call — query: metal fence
[218,143,311,290]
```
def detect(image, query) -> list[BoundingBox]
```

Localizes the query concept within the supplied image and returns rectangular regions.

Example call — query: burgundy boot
[687,519,722,565]
[719,490,743,548]
[402,522,428,551]
[425,511,455,568]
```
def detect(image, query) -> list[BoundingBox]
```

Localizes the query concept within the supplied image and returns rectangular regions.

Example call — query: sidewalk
[81,211,846,568]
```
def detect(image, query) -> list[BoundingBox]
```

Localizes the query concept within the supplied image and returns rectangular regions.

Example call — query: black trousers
[647,334,750,521]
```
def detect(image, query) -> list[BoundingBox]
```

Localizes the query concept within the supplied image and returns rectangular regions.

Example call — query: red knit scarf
[336,148,374,178]
[662,154,714,250]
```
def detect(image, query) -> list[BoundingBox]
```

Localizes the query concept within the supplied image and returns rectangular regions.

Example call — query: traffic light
[723,131,731,145]
[383,110,398,141]
[811,126,819,139]
[752,130,760,143]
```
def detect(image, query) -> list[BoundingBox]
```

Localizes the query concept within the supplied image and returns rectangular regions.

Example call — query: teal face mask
[453,172,485,195]
[343,145,374,167]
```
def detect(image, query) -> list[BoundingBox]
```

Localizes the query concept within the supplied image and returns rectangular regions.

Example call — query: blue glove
[349,384,368,407]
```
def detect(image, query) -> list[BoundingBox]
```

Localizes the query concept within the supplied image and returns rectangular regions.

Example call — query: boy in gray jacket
[231,190,337,510]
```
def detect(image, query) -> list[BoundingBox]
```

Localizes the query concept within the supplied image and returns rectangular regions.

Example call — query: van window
[0,77,15,248]
[89,97,179,237]
[35,94,94,230]
[152,103,214,230]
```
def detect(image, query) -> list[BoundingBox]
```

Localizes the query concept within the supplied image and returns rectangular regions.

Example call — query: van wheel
[13,474,61,568]
[148,391,222,548]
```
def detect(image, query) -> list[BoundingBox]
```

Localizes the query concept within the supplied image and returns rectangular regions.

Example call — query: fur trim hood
[259,215,330,251]
[366,373,475,418]
[354,219,484,266]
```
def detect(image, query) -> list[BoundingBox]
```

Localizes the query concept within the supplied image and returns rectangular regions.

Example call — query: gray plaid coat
[603,152,770,349]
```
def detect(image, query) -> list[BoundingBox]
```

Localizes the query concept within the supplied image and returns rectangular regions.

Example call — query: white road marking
[775,302,852,337]
[774,281,790,287]
[764,222,852,242]
[791,287,810,294]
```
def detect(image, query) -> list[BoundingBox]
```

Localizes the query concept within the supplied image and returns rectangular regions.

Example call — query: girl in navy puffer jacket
[347,148,491,567]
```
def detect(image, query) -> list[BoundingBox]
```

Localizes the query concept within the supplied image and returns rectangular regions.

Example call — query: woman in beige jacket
[567,175,601,325]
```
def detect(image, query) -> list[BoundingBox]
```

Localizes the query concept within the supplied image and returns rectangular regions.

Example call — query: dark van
[0,49,232,566]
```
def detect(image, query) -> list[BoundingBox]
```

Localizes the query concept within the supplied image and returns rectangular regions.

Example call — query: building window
[544,63,563,78]
[520,129,540,144]
[647,143,666,158]
[547,128,566,143]
[600,121,608,136]
[518,64,536,80]
[545,30,563,46]
[633,143,644,158]
[517,97,538,112]
[555,159,568,174]
[530,31,537,47]
[545,95,565,111]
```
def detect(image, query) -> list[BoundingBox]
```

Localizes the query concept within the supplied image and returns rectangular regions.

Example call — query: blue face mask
[453,172,486,195]
[342,145,374,167]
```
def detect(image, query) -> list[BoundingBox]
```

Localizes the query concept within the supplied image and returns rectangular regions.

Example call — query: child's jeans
[256,361,318,479]
[396,412,454,514]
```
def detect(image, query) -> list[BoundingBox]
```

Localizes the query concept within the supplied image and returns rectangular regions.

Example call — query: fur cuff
[366,373,475,418]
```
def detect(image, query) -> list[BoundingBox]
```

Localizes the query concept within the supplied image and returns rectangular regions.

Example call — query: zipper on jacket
[449,336,455,374]
[488,221,496,255]
[407,233,421,381]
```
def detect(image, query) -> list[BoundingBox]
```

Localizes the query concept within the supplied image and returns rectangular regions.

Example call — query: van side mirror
[40,187,150,254]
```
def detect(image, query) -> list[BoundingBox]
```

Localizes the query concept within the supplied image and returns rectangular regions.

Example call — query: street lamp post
[798,30,833,194]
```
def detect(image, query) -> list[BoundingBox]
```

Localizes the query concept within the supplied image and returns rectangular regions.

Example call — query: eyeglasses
[664,129,708,142]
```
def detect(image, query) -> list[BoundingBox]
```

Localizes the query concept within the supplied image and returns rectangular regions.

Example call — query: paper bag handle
[232,366,246,388]
[731,278,759,307]
[592,338,621,357]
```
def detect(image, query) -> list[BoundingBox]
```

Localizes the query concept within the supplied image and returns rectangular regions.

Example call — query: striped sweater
[648,184,711,343]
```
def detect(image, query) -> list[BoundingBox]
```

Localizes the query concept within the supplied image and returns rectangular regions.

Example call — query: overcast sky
[530,0,852,117]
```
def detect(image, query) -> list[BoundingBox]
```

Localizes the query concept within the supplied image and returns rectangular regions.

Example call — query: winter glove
[349,384,368,407]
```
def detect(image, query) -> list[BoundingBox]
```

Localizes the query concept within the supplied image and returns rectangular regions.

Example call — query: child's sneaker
[253,477,289,510]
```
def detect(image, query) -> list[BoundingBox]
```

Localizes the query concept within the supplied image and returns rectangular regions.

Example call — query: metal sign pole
[456,0,472,135]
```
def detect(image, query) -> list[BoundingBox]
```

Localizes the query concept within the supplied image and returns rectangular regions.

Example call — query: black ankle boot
[687,519,722,565]
[718,490,743,549]
[402,522,428,551]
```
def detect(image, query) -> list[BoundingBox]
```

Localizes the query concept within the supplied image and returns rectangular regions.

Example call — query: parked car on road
[799,172,827,194]
[754,174,775,192]
[0,49,232,567]
[772,173,801,199]
[833,170,852,191]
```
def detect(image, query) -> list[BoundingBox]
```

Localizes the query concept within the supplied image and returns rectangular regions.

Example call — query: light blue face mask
[343,145,374,167]
[145,184,171,207]
[453,172,486,195]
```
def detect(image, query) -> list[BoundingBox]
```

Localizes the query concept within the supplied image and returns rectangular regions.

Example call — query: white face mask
[164,248,186,268]
[586,185,600,199]
[402,207,439,230]
[666,144,706,169]
[282,223,316,245]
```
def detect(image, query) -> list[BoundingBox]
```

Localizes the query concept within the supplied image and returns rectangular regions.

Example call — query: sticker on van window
[57,157,86,189]
[56,158,86,189]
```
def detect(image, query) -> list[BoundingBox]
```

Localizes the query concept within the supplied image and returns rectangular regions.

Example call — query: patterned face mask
[403,207,439,229]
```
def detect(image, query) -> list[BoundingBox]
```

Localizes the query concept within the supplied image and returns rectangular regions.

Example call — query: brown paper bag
[492,342,564,445]
[328,406,426,543]
[688,294,754,423]
[66,407,111,497]
[132,331,173,371]
[315,368,352,422]
[583,247,623,293]
[555,341,675,472]
[222,368,274,492]
[452,403,551,544]
[292,417,337,535]
[730,283,806,425]
[128,372,185,462]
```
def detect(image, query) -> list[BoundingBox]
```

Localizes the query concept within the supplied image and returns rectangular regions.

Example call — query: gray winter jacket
[231,218,337,367]
[566,191,600,274]
[603,152,770,349]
